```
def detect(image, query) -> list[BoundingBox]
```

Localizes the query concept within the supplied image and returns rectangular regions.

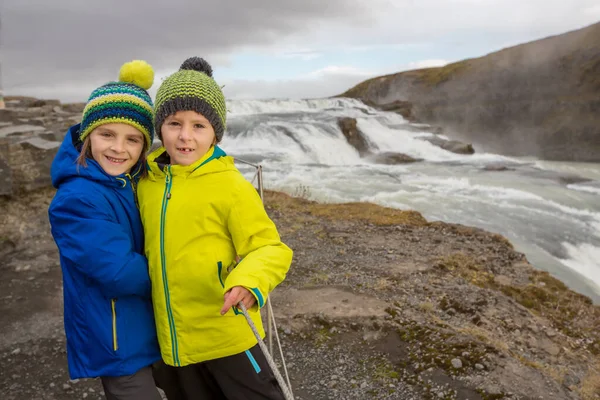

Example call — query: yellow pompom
[118,60,154,90]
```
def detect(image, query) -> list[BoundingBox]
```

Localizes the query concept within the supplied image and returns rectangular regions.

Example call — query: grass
[265,190,428,226]
[339,59,472,100]
[579,361,600,400]
[310,272,331,284]
[499,271,598,339]
[371,357,400,382]
[456,325,509,354]
[394,320,494,375]
[435,252,495,288]
[515,354,567,385]
[406,60,472,86]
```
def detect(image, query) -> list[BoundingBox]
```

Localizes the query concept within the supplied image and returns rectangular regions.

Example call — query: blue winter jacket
[48,124,161,379]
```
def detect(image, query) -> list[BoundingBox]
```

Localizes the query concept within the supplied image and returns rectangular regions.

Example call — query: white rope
[266,300,294,393]
[238,302,295,400]
[235,158,294,399]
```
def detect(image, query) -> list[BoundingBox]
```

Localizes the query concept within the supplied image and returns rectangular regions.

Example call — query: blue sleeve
[49,193,151,299]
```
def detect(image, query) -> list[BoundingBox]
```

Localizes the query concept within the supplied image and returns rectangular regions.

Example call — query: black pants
[101,366,162,400]
[153,344,284,400]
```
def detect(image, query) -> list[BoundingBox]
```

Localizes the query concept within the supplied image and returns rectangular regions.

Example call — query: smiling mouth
[176,147,195,153]
[105,155,126,164]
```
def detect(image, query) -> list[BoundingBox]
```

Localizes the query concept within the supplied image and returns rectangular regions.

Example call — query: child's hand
[221,286,256,315]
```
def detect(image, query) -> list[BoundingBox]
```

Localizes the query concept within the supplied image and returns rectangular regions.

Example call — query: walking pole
[0,16,5,110]
[235,159,273,354]
[256,165,274,355]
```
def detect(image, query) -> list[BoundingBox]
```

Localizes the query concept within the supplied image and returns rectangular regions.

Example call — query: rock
[527,337,538,348]
[366,151,421,164]
[451,358,463,369]
[3,137,61,194]
[475,363,485,370]
[0,124,46,137]
[563,373,580,387]
[540,338,561,356]
[483,164,515,171]
[337,117,374,156]
[494,275,513,286]
[30,99,61,108]
[11,348,21,355]
[419,136,475,154]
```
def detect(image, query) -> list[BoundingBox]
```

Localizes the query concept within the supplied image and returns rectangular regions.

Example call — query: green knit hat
[80,60,155,151]
[154,57,227,142]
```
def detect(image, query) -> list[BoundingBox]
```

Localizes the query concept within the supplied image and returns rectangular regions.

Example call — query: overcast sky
[1,0,599,102]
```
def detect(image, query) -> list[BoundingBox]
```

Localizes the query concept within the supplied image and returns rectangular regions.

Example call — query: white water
[221,98,600,303]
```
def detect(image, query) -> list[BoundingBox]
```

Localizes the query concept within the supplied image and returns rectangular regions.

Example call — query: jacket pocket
[111,299,118,351]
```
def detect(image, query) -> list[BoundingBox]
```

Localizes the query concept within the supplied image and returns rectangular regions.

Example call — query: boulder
[337,117,374,156]
[367,152,421,164]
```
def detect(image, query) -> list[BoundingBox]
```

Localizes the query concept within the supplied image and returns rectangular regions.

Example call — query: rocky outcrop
[365,99,416,121]
[341,22,600,162]
[419,136,475,154]
[0,97,82,196]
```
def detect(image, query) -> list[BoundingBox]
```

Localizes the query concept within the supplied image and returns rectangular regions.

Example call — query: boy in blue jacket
[48,60,162,399]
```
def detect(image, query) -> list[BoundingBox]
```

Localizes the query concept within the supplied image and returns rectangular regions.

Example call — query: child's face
[161,110,216,166]
[89,123,145,176]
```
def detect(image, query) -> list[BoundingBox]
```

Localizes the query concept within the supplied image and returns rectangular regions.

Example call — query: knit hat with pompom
[154,57,227,142]
[79,60,155,150]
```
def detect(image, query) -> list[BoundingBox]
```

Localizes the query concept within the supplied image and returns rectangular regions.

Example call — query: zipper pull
[166,166,172,199]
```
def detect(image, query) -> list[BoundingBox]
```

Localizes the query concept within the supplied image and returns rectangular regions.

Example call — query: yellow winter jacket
[137,145,293,367]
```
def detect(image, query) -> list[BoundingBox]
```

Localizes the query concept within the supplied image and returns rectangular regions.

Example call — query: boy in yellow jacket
[137,57,293,399]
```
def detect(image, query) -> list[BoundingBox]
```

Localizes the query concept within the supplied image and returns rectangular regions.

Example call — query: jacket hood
[51,124,143,189]
[146,145,235,180]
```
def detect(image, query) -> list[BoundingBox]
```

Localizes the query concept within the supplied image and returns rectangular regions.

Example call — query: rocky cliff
[341,22,600,162]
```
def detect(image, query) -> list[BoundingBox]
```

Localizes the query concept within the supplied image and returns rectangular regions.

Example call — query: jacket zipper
[111,299,118,351]
[125,173,139,208]
[160,166,180,366]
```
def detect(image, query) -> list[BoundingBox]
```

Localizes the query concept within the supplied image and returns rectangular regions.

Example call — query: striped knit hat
[79,60,155,150]
[154,57,227,142]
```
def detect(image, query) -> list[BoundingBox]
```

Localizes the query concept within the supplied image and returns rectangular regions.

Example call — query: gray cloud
[1,0,598,101]
[2,0,372,97]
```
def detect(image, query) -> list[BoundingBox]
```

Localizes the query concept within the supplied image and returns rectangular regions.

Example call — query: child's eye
[100,132,112,138]
[128,137,141,143]
[168,121,180,126]
[194,124,205,129]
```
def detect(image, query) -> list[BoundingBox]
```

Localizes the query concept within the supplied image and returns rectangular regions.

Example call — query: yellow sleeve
[223,179,293,308]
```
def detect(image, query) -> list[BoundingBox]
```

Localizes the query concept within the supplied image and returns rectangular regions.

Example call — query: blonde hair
[75,134,148,177]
